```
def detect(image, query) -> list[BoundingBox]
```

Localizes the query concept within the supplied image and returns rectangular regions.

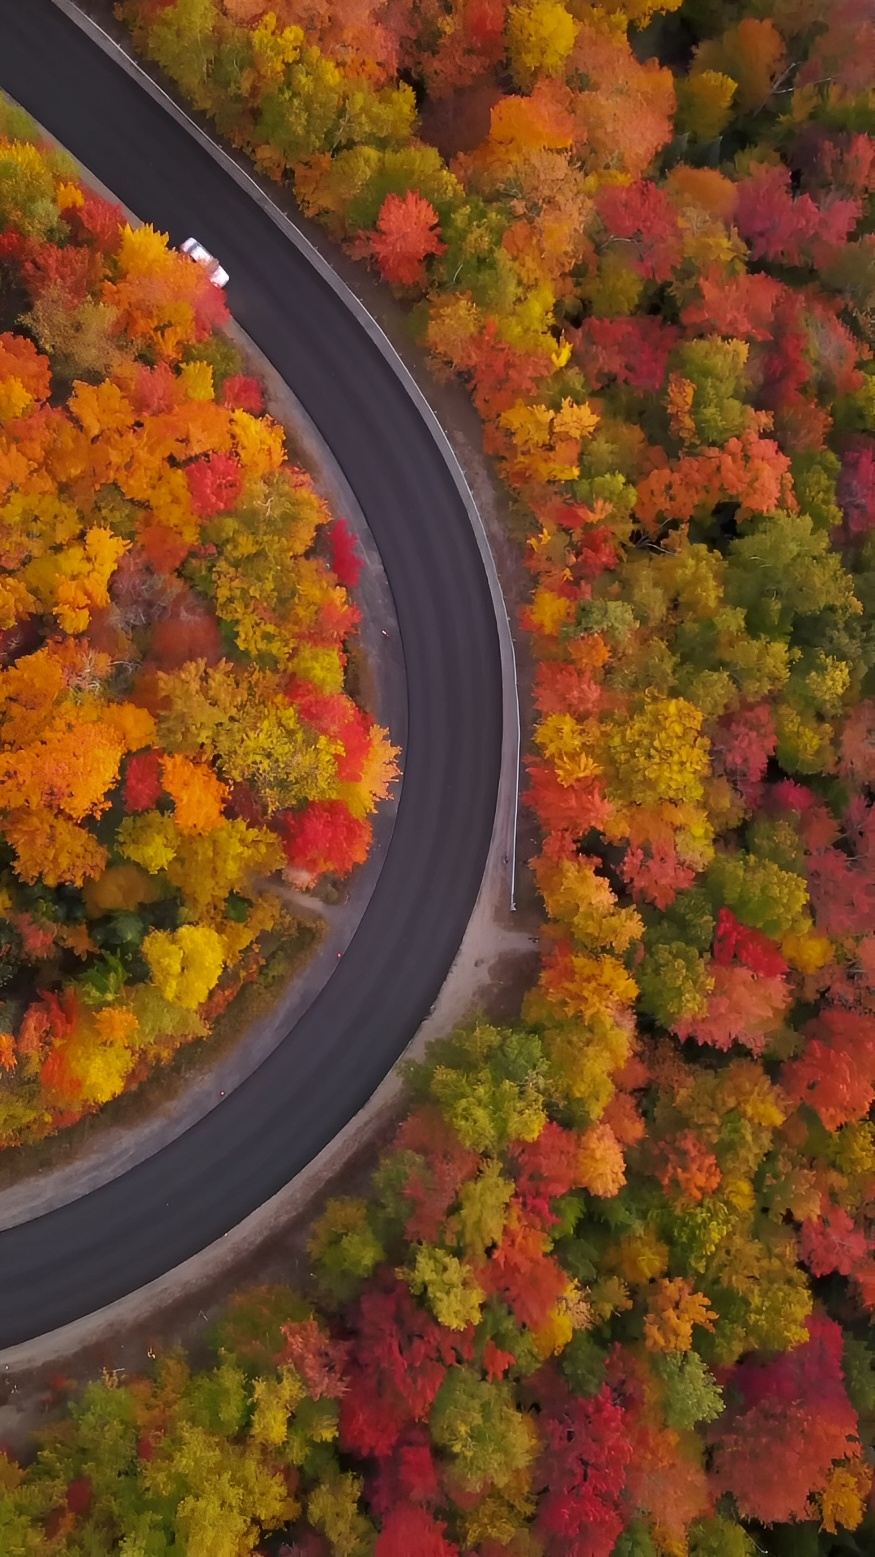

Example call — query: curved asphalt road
[0,0,502,1345]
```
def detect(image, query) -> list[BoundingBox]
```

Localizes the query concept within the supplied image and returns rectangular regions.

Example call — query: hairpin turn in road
[0,0,505,1348]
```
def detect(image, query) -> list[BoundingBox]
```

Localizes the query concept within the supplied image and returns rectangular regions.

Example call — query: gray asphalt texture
[0,0,502,1346]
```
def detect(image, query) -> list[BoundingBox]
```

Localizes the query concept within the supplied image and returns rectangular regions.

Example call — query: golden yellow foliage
[819,1463,871,1535]
[143,924,226,1010]
[507,0,579,87]
[118,812,181,875]
[676,70,737,141]
[498,397,598,485]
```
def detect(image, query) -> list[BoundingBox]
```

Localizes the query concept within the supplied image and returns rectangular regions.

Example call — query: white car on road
[180,237,229,288]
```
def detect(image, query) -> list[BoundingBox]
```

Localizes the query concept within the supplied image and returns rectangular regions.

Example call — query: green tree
[430,1369,536,1492]
[308,1198,385,1306]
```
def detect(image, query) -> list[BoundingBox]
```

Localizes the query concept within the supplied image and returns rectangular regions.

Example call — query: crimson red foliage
[339,1279,473,1457]
[370,1429,442,1519]
[185,452,244,517]
[710,1315,862,1524]
[735,164,860,267]
[287,681,372,784]
[838,439,875,537]
[806,841,875,938]
[0,230,26,262]
[221,373,264,413]
[226,782,266,826]
[711,703,776,797]
[571,317,679,393]
[712,908,788,976]
[65,1478,93,1516]
[620,840,697,909]
[375,1505,459,1557]
[123,750,163,813]
[596,180,682,280]
[66,192,125,252]
[781,1007,875,1129]
[328,519,363,589]
[534,1378,632,1557]
[682,267,783,340]
[800,1200,868,1278]
[279,800,371,878]
[512,1122,586,1217]
[22,240,94,305]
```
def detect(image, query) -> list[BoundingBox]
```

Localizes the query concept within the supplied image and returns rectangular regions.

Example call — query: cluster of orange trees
[0,103,396,1148]
[0,0,873,1553]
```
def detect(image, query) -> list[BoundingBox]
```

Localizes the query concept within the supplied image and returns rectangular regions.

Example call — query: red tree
[328,518,363,589]
[221,373,264,414]
[279,801,371,878]
[710,1315,863,1523]
[339,1279,473,1458]
[781,1007,875,1129]
[368,192,446,288]
[123,750,163,813]
[375,1505,459,1557]
[185,452,243,517]
[535,1376,632,1557]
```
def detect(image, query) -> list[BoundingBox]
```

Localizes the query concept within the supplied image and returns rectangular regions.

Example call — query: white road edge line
[48,0,522,911]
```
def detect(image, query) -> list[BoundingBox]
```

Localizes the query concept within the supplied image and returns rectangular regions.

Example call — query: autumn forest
[1,0,874,1552]
[0,108,396,1146]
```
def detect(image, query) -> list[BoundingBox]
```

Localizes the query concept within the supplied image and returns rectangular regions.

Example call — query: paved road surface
[0,0,502,1346]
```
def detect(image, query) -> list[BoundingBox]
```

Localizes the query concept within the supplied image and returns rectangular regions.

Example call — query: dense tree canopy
[2,0,873,1550]
[0,105,396,1147]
